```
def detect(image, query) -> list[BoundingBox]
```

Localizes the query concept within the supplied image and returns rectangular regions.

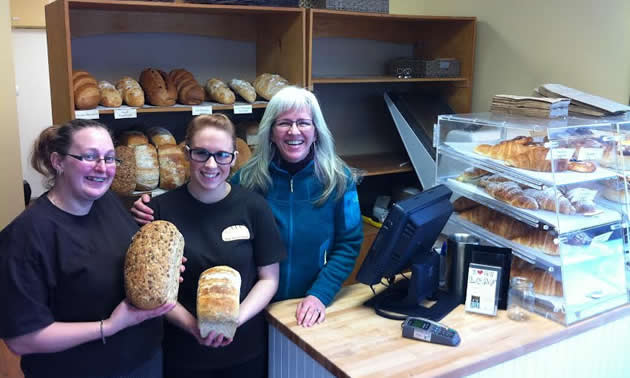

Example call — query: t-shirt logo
[222,225,251,241]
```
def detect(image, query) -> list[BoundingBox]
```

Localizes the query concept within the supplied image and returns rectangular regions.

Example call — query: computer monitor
[356,184,458,321]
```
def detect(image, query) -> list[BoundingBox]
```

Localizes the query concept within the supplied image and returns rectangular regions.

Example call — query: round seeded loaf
[124,221,185,310]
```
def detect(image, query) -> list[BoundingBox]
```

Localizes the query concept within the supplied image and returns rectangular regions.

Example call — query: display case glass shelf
[436,112,629,325]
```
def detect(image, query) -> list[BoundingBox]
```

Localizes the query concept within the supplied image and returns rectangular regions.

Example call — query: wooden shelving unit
[45,0,306,124]
[312,76,468,84]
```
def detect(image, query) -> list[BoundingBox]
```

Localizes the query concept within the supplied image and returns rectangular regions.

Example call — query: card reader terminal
[401,316,461,346]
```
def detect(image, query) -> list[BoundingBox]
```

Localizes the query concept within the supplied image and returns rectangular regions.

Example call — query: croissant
[459,205,530,240]
[510,256,563,296]
[452,197,479,212]
[565,188,598,214]
[168,69,205,105]
[512,230,558,256]
[484,181,538,209]
[477,174,513,188]
[474,136,533,160]
[506,146,568,172]
[523,188,575,215]
[455,167,490,183]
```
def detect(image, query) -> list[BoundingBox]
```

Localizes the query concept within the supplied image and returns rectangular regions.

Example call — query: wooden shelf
[89,101,267,116]
[313,76,468,84]
[342,153,413,176]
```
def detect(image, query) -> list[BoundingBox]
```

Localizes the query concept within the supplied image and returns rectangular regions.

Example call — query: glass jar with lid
[507,276,535,321]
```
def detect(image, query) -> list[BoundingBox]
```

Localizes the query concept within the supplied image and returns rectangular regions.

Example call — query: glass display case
[435,112,629,325]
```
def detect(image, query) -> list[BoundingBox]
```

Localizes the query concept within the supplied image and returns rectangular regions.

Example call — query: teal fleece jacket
[232,161,363,306]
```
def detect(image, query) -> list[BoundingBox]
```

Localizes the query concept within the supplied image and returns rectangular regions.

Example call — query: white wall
[12,28,51,198]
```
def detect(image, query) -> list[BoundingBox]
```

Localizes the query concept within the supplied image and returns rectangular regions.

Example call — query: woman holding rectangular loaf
[133,87,363,329]
[140,114,286,378]
[0,119,178,378]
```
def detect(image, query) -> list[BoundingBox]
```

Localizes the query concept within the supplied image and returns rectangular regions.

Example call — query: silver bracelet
[100,320,106,345]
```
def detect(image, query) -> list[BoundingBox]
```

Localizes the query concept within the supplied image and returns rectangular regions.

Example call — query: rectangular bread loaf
[197,266,241,339]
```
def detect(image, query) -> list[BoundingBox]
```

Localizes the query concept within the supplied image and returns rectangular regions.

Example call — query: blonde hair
[185,113,236,150]
[238,86,354,205]
[31,119,111,188]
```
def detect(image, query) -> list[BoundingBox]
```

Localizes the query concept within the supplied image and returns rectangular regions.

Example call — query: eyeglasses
[274,119,314,130]
[64,153,121,166]
[187,147,235,165]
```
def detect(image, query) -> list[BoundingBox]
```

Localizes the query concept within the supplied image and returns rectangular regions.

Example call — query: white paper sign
[545,148,575,160]
[591,231,613,244]
[114,108,137,119]
[465,264,500,316]
[233,104,253,114]
[192,105,212,115]
[74,109,99,120]
[577,147,604,161]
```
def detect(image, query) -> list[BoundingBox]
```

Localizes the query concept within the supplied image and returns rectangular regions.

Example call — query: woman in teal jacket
[133,87,362,327]
[232,86,362,327]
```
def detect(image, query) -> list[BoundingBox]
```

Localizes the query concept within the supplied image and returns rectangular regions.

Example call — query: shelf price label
[577,148,604,162]
[192,105,213,115]
[233,104,253,114]
[75,109,99,120]
[114,108,137,119]
[545,148,575,160]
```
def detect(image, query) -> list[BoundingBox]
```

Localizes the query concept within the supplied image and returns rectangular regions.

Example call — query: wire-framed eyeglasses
[63,153,121,166]
[274,119,314,130]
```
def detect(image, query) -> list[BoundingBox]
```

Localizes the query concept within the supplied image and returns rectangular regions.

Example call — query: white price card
[577,148,604,162]
[74,109,99,120]
[114,108,137,119]
[192,105,212,115]
[233,104,253,114]
[465,263,501,316]
[591,231,613,244]
[545,148,575,160]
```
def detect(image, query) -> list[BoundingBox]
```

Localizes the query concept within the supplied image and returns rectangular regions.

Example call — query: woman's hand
[197,330,233,348]
[179,256,187,283]
[296,295,325,327]
[130,194,154,225]
[104,300,175,337]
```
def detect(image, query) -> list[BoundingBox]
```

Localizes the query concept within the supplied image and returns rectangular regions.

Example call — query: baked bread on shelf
[510,256,563,297]
[505,146,568,172]
[205,78,235,105]
[522,188,576,215]
[119,130,149,147]
[252,73,288,100]
[452,196,480,212]
[455,167,489,183]
[72,71,100,110]
[157,144,187,190]
[111,145,136,195]
[134,144,160,191]
[474,136,533,161]
[168,68,205,105]
[140,68,177,106]
[197,266,241,339]
[483,181,538,209]
[124,221,185,310]
[147,127,176,147]
[98,80,123,108]
[115,76,145,107]
[229,79,257,103]
[512,230,559,256]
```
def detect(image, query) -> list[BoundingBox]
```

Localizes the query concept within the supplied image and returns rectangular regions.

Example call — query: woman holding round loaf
[0,119,177,378]
[139,114,285,378]
[133,87,363,329]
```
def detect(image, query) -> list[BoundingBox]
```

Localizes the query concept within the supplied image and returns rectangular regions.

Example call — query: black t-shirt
[0,191,163,378]
[150,184,286,370]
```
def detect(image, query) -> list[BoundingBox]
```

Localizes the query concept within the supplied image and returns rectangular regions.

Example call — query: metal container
[446,233,479,301]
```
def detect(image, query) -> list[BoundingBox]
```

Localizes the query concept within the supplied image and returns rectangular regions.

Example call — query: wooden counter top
[265,282,630,377]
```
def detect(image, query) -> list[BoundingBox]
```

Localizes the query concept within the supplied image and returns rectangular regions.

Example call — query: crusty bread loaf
[158,144,187,190]
[168,69,205,105]
[228,79,257,103]
[205,78,235,105]
[115,76,145,107]
[135,144,159,191]
[111,146,136,195]
[147,127,176,147]
[72,71,100,110]
[178,141,191,183]
[197,266,241,339]
[252,73,288,101]
[140,68,177,106]
[98,80,123,108]
[119,130,149,147]
[232,138,252,173]
[124,221,185,310]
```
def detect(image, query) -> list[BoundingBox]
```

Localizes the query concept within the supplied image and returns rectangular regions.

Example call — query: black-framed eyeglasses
[64,153,121,166]
[274,119,314,130]
[187,147,235,165]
